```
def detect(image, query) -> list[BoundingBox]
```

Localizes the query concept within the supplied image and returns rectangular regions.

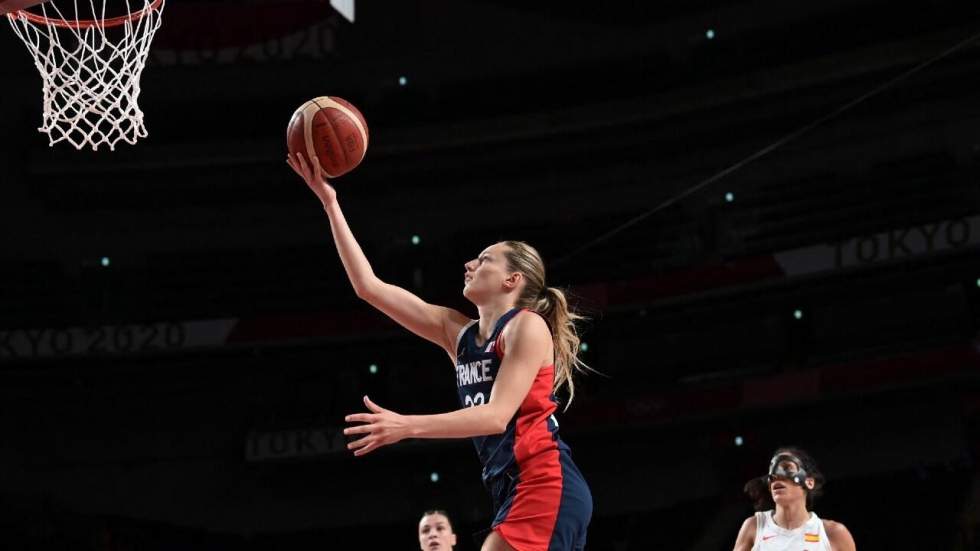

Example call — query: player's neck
[476,302,517,344]
[773,502,810,530]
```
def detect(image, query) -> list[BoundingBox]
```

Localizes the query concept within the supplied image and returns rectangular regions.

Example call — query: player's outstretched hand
[344,395,411,457]
[287,152,337,208]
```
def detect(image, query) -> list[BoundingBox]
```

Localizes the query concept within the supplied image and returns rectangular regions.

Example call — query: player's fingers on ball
[295,153,309,171]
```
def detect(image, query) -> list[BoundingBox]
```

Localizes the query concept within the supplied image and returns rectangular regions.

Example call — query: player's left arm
[824,520,856,551]
[343,312,550,456]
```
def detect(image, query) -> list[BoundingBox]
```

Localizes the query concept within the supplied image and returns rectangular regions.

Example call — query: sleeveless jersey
[453,308,566,481]
[753,510,832,551]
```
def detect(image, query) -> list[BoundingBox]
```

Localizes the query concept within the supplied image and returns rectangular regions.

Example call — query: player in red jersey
[289,153,593,551]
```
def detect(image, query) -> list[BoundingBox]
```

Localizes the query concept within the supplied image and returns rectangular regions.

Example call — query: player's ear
[805,477,815,490]
[503,271,523,290]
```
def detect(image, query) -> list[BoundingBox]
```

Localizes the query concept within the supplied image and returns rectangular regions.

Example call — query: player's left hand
[344,395,411,457]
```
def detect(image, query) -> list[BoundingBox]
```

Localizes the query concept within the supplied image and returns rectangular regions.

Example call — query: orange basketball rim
[2,0,167,151]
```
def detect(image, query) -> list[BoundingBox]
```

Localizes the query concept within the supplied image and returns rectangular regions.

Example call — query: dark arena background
[1,1,979,549]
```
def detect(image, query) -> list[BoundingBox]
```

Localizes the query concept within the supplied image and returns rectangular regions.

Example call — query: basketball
[287,96,369,178]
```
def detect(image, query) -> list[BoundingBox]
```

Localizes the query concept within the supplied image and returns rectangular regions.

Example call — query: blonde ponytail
[535,286,588,407]
[502,241,589,408]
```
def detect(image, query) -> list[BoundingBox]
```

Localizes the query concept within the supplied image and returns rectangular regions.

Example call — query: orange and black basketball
[287,96,369,178]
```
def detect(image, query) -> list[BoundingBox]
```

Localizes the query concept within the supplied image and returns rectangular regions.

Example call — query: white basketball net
[6,0,165,151]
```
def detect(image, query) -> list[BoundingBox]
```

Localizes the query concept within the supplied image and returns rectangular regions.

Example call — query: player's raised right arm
[287,153,470,356]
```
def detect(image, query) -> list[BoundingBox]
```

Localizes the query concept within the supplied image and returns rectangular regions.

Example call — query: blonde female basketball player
[733,447,856,551]
[288,153,593,551]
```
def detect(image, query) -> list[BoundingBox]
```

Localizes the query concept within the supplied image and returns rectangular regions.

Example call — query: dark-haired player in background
[419,510,457,551]
[733,447,856,551]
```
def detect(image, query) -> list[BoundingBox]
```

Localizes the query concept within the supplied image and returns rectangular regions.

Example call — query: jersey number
[464,392,485,407]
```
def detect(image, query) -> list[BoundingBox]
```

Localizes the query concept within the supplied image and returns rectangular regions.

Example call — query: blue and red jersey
[454,307,591,551]
[453,308,567,481]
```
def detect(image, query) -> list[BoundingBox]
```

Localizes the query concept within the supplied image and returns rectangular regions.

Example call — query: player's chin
[771,492,794,505]
[462,283,480,302]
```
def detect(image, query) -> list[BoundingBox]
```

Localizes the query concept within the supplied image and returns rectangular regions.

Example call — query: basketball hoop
[6,0,166,150]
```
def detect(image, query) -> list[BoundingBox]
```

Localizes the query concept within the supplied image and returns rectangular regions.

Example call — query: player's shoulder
[507,308,550,334]
[821,518,847,533]
[821,518,856,549]
[739,515,758,536]
[445,309,476,355]
[733,515,758,550]
[444,307,475,333]
[498,309,551,357]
